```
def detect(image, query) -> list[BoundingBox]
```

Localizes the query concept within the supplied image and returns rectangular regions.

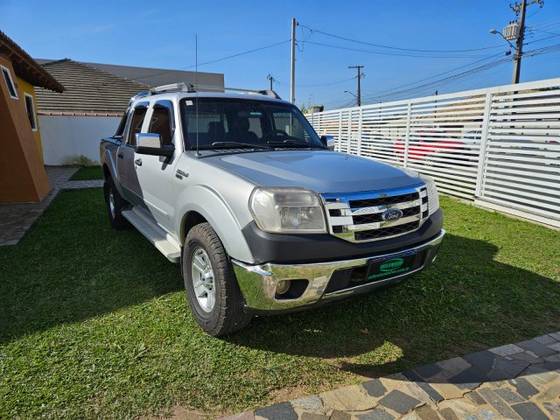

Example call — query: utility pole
[348,65,364,106]
[512,0,527,84]
[290,17,297,104]
[267,74,276,91]
[492,0,544,84]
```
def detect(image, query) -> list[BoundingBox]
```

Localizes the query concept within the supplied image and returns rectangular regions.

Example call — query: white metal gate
[307,78,560,228]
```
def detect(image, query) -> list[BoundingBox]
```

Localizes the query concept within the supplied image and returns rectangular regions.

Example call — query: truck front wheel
[182,222,251,336]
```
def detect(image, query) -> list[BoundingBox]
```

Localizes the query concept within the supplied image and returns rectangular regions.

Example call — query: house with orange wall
[0,31,64,203]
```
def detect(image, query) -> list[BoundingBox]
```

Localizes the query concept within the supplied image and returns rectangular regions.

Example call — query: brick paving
[225,332,560,420]
[0,167,103,246]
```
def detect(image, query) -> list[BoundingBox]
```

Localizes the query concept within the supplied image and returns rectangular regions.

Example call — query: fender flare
[176,185,254,263]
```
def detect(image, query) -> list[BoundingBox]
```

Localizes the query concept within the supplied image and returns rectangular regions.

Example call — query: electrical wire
[361,52,507,100]
[299,24,504,54]
[359,43,560,104]
[131,39,290,83]
[365,58,513,102]
[301,40,491,59]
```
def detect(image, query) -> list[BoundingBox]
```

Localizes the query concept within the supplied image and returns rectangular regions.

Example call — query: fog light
[276,280,290,295]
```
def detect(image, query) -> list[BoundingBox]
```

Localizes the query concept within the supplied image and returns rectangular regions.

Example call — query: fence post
[347,109,352,154]
[475,92,493,198]
[357,107,363,156]
[337,111,343,152]
[403,102,412,168]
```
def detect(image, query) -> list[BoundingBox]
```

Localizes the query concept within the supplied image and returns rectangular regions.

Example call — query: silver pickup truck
[100,84,444,336]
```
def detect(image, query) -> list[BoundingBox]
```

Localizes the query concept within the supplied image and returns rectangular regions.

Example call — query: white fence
[39,115,121,165]
[308,78,560,228]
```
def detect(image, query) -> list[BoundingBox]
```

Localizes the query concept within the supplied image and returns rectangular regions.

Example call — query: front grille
[322,186,428,243]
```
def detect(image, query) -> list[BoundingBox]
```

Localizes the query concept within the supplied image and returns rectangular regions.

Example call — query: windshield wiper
[210,141,271,150]
[267,139,316,148]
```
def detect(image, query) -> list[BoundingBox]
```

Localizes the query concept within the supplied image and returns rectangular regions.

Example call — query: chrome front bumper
[232,229,445,312]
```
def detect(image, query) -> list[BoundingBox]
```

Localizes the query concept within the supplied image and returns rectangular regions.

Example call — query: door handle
[117,153,124,159]
[134,158,142,166]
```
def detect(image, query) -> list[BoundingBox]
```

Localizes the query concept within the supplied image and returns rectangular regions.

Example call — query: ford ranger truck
[100,84,445,336]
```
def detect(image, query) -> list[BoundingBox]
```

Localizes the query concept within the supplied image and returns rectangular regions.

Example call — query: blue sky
[2,0,560,109]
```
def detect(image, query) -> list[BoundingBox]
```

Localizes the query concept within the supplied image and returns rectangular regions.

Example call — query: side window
[114,112,128,138]
[1,65,18,99]
[127,105,148,145]
[148,102,174,145]
[24,93,37,131]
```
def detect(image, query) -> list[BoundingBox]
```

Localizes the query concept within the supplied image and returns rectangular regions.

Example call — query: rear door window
[127,105,148,145]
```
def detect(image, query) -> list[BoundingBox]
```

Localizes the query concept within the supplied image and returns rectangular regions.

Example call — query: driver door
[133,100,179,231]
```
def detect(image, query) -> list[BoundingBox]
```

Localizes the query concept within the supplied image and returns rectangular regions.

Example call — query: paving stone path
[0,167,103,246]
[225,332,560,420]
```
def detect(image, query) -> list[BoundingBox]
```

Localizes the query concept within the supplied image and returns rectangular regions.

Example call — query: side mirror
[320,135,336,151]
[135,133,174,157]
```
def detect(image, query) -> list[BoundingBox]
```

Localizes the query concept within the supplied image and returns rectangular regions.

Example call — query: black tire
[182,223,252,336]
[103,177,129,230]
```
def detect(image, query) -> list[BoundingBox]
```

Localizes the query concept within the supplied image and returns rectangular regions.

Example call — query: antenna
[195,33,200,156]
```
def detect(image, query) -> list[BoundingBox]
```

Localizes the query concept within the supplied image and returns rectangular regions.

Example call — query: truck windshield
[180,98,325,150]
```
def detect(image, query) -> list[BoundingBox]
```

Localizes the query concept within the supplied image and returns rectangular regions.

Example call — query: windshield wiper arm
[267,140,315,148]
[210,141,271,150]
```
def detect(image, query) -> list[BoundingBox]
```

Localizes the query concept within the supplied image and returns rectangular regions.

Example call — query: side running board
[121,208,182,263]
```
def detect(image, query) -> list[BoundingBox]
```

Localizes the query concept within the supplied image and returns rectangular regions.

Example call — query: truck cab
[100,83,444,336]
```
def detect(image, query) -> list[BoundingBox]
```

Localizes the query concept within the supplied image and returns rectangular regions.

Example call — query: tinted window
[24,94,37,130]
[180,98,322,150]
[148,103,173,145]
[127,106,147,145]
[114,112,128,138]
[1,66,18,99]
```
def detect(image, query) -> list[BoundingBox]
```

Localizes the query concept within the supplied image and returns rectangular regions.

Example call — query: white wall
[39,115,121,165]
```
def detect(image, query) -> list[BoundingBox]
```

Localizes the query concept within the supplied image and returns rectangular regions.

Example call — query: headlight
[421,175,440,216]
[249,188,327,233]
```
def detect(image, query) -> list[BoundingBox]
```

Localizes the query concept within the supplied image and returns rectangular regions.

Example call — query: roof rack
[150,82,195,94]
[129,84,282,104]
[224,87,281,99]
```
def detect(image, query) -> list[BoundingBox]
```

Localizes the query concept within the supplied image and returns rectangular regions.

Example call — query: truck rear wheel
[182,222,251,336]
[103,178,128,230]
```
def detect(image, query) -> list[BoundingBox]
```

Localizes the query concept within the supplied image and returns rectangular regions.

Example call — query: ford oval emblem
[382,208,403,222]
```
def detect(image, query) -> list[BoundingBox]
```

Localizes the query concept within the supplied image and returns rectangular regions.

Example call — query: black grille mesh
[349,192,419,208]
[354,221,420,241]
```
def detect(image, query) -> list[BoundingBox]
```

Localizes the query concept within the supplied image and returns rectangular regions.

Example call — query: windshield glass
[180,98,324,150]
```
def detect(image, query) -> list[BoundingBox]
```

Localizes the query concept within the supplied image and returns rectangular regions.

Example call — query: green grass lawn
[1,189,559,418]
[70,166,103,181]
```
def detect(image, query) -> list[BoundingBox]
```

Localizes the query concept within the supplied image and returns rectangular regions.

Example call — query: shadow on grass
[1,189,559,382]
[229,232,560,377]
[0,189,183,344]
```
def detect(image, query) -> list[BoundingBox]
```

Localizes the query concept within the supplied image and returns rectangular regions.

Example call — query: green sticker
[379,258,405,273]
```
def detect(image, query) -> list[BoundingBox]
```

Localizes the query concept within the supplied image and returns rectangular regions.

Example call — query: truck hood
[203,150,423,193]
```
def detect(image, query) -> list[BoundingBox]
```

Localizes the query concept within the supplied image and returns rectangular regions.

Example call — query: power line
[301,40,493,59]
[299,23,504,54]
[131,39,290,83]
[365,57,513,102]
[361,43,560,104]
[362,52,507,100]
[191,40,290,69]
